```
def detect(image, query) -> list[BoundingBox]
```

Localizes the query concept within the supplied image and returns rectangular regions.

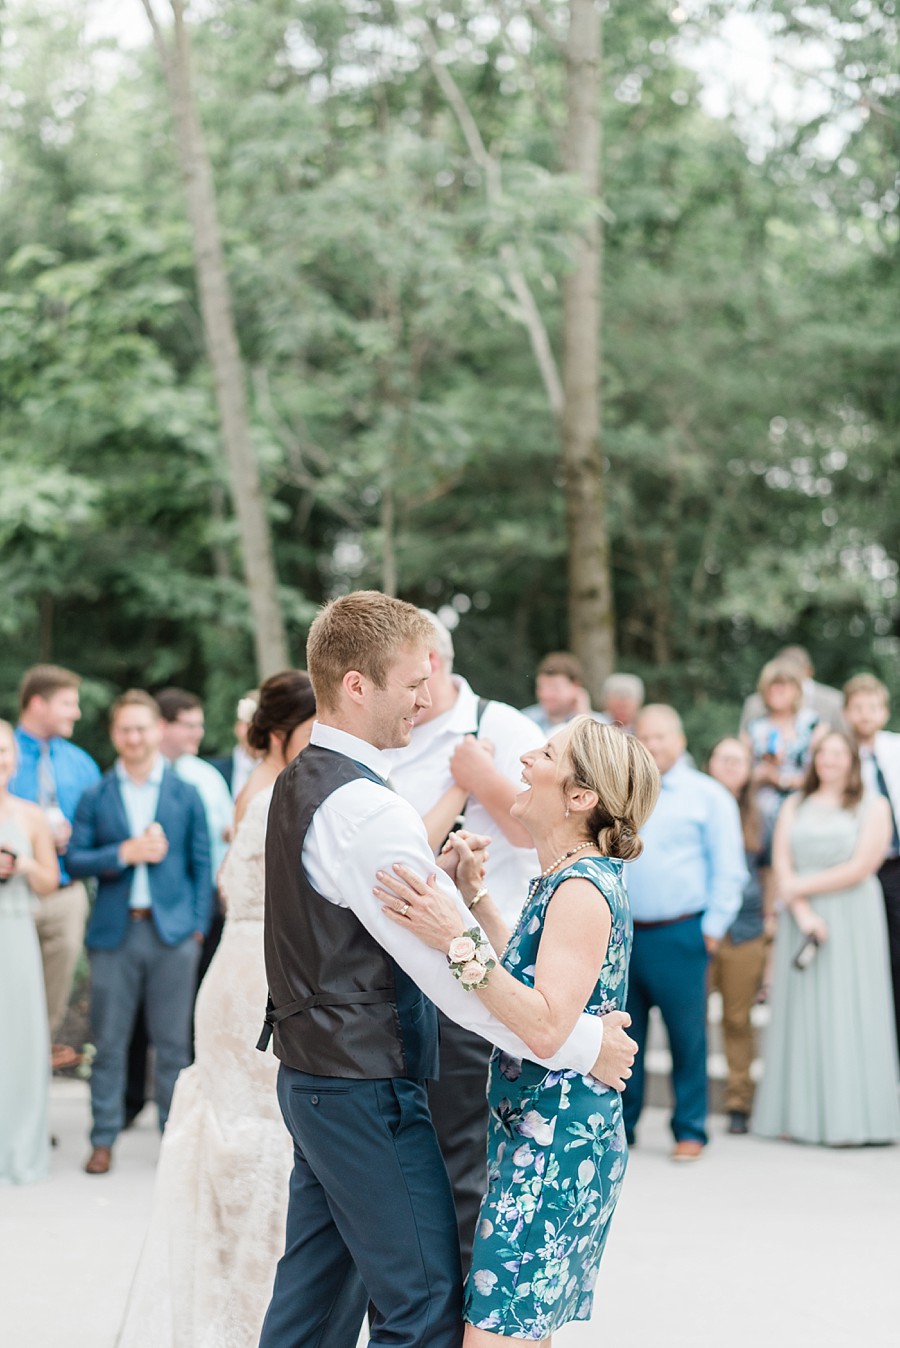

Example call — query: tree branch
[421,25,564,420]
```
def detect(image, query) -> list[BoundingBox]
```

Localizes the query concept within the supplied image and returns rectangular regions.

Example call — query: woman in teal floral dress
[376,716,660,1344]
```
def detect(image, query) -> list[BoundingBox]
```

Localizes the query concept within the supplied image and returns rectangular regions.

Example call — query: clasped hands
[121,823,169,867]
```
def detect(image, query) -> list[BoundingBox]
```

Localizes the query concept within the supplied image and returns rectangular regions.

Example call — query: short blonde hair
[757,659,803,710]
[843,673,889,709]
[109,689,161,726]
[306,591,434,712]
[563,716,661,862]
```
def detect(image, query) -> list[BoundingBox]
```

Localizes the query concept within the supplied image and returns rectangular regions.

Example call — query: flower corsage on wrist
[448,929,497,991]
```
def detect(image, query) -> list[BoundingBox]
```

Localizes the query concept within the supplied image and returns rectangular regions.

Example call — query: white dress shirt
[302,722,604,1074]
[383,677,540,925]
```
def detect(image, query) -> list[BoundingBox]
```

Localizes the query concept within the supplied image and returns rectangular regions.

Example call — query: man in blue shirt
[624,704,747,1161]
[10,665,101,1068]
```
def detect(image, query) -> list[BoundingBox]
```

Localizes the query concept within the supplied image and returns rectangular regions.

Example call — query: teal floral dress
[464,856,632,1340]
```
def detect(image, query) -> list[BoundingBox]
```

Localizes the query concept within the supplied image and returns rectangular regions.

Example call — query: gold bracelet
[468,886,488,910]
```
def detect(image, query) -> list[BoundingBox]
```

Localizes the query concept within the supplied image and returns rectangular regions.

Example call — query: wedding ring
[400,902,410,916]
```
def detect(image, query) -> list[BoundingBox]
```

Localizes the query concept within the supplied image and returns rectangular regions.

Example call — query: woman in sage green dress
[752,730,900,1146]
[0,719,60,1185]
[375,716,660,1344]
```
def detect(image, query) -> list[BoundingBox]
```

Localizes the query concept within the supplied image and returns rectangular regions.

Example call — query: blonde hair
[563,716,661,862]
[757,659,803,710]
[843,673,889,709]
[306,591,434,712]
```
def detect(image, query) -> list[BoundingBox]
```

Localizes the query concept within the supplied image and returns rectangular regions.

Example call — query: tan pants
[710,933,767,1115]
[33,882,89,1038]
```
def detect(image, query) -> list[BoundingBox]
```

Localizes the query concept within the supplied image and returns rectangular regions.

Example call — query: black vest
[260,743,439,1080]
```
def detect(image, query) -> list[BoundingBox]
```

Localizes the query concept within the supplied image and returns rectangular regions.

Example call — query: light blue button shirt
[171,754,233,878]
[116,757,165,910]
[627,758,748,940]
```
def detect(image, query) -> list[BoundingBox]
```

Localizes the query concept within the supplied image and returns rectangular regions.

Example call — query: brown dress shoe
[84,1146,113,1175]
[671,1140,704,1162]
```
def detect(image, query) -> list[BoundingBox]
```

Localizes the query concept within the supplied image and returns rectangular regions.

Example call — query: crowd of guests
[1,637,898,1195]
[523,643,900,1151]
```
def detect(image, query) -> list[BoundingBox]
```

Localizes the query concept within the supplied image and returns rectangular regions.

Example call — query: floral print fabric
[464,855,632,1340]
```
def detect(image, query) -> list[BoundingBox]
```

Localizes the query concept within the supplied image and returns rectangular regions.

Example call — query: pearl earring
[565,805,570,819]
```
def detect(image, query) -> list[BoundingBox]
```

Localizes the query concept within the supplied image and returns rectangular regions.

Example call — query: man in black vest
[258,591,638,1348]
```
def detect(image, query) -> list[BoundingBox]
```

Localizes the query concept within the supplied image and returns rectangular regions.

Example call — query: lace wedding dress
[118,786,291,1348]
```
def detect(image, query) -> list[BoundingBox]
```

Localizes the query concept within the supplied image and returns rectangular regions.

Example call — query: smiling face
[162,708,205,759]
[536,673,581,723]
[844,691,889,744]
[511,728,571,829]
[708,738,752,797]
[361,644,433,751]
[0,723,17,790]
[111,703,162,774]
[636,708,686,777]
[812,732,854,789]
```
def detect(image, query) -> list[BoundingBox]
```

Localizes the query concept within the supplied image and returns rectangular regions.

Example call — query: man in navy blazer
[68,689,211,1175]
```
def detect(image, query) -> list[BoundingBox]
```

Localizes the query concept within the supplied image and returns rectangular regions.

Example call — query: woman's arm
[787,797,891,900]
[17,804,61,896]
[461,888,511,956]
[376,866,611,1061]
[422,784,469,853]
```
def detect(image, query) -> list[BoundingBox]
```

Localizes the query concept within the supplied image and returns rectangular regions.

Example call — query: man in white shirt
[843,673,900,1052]
[383,610,541,1268]
[259,591,636,1348]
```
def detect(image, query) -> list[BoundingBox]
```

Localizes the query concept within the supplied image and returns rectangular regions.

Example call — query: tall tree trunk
[141,0,289,678]
[562,0,614,705]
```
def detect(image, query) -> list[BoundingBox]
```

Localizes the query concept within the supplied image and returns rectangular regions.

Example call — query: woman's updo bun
[563,716,660,860]
[595,816,643,863]
[246,670,316,753]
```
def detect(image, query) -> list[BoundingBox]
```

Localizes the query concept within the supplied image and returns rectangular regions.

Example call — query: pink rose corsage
[448,928,497,991]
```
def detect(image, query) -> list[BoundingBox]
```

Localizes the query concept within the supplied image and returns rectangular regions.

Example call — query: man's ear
[341,670,367,705]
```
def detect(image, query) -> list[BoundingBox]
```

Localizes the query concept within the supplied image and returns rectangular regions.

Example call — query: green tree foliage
[0,0,896,760]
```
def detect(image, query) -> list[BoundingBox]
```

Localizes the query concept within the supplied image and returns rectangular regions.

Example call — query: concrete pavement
[1,1079,897,1348]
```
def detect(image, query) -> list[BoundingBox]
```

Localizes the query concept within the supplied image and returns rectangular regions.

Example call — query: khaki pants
[33,882,89,1038]
[710,933,767,1115]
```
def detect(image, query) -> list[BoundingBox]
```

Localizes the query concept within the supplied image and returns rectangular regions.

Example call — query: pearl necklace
[537,841,594,880]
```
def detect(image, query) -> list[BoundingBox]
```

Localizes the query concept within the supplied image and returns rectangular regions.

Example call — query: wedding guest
[742,659,824,842]
[0,720,60,1184]
[10,664,100,1069]
[124,688,235,1124]
[752,731,900,1145]
[598,673,645,733]
[706,737,769,1135]
[842,674,900,1055]
[68,690,211,1175]
[208,690,261,799]
[739,645,844,733]
[522,651,597,734]
[625,705,746,1161]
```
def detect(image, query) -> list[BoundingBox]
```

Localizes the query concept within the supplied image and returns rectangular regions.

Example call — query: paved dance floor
[2,1079,897,1348]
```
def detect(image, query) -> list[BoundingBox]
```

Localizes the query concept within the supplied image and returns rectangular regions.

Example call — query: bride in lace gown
[118,673,317,1348]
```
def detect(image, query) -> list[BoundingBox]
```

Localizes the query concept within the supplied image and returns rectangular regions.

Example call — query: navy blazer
[68,766,212,950]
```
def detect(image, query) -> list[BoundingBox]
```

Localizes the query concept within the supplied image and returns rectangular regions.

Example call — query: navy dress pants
[259,1066,463,1348]
[623,914,709,1146]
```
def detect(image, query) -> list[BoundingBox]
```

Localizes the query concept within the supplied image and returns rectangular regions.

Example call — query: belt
[633,911,703,931]
[130,908,153,922]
